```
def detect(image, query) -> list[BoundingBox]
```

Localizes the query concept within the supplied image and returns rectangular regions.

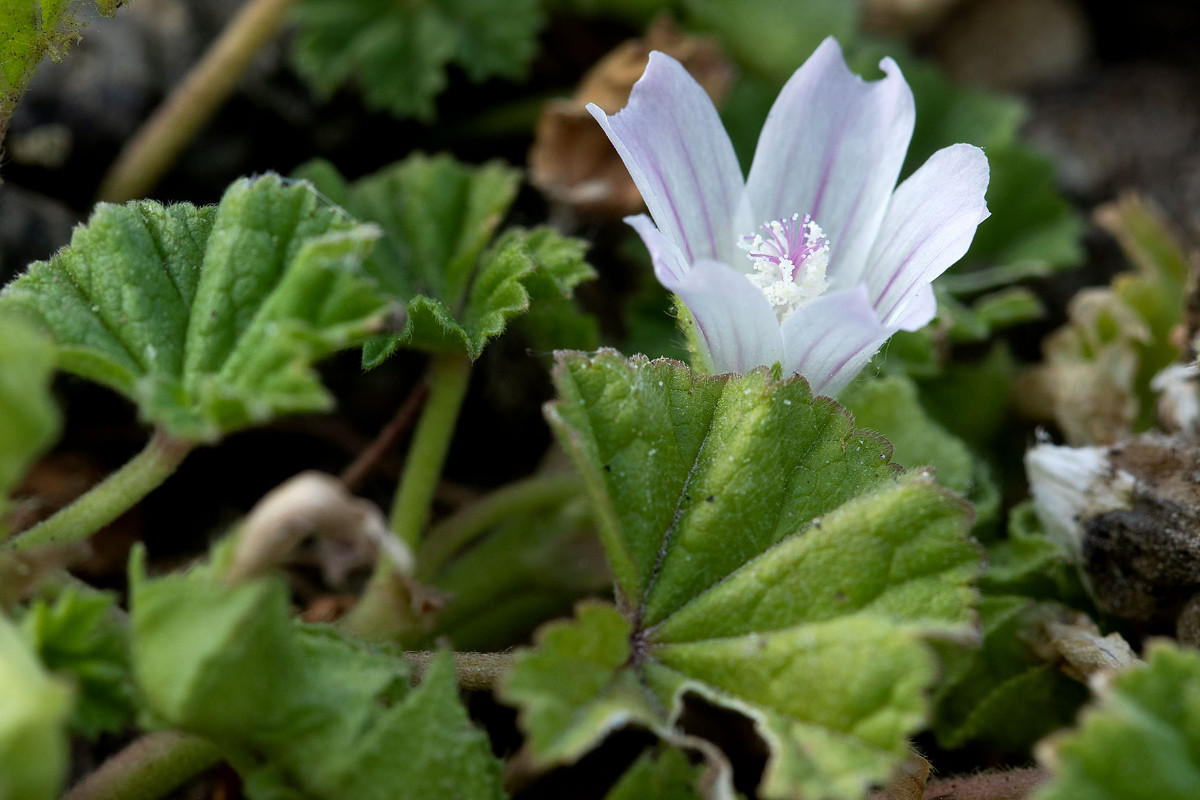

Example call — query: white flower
[589,38,991,395]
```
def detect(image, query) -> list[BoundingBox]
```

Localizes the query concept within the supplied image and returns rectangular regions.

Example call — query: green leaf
[431,491,608,651]
[0,174,395,442]
[932,596,1088,754]
[295,156,595,365]
[289,0,543,120]
[19,586,133,739]
[505,351,981,800]
[129,547,504,800]
[606,746,708,800]
[0,0,125,145]
[0,316,58,532]
[0,612,72,800]
[1035,642,1200,800]
[505,602,666,765]
[840,373,989,506]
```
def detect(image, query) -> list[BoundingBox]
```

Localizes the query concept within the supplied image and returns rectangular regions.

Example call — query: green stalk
[62,731,221,800]
[5,428,193,552]
[340,353,471,640]
[416,472,582,580]
[403,650,514,692]
[389,352,472,548]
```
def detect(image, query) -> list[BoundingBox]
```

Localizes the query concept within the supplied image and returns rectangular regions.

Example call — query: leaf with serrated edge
[0,175,393,442]
[504,602,666,765]
[289,0,542,120]
[130,547,504,800]
[20,587,134,739]
[508,350,981,800]
[1035,642,1200,800]
[295,156,594,365]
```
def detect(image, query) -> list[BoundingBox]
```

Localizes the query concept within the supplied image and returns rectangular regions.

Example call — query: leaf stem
[389,352,472,549]
[913,767,1048,800]
[96,0,299,202]
[62,731,221,800]
[5,429,193,552]
[404,650,514,691]
[416,471,582,580]
[338,353,472,640]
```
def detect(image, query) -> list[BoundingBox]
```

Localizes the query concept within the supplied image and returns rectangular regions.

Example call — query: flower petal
[780,286,891,397]
[865,143,990,330]
[744,38,915,289]
[625,214,690,286]
[669,258,785,375]
[588,52,746,265]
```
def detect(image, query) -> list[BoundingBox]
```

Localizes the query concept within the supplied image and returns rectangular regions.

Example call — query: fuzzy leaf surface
[0,175,394,442]
[1035,642,1200,800]
[129,548,504,800]
[289,0,543,120]
[508,351,981,800]
[0,316,58,531]
[295,156,594,365]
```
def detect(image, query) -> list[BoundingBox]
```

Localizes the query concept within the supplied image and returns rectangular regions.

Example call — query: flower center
[737,213,830,322]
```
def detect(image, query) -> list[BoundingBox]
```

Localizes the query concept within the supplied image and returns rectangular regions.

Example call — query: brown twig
[340,380,430,492]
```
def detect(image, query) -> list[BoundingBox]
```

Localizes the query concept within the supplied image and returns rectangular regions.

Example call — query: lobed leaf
[0,175,396,442]
[289,0,543,120]
[1035,642,1200,800]
[295,156,595,366]
[506,351,981,800]
[19,586,133,738]
[129,547,504,800]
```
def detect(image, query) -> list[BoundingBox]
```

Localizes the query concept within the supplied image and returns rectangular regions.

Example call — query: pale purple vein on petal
[780,286,892,397]
[625,214,690,285]
[670,259,785,375]
[743,38,915,290]
[865,143,990,329]
[587,52,745,265]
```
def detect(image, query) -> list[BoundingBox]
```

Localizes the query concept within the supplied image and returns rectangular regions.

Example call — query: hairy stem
[389,352,472,549]
[919,767,1048,800]
[404,650,514,692]
[5,429,193,552]
[417,471,582,580]
[339,353,472,640]
[62,731,221,800]
[96,0,299,202]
